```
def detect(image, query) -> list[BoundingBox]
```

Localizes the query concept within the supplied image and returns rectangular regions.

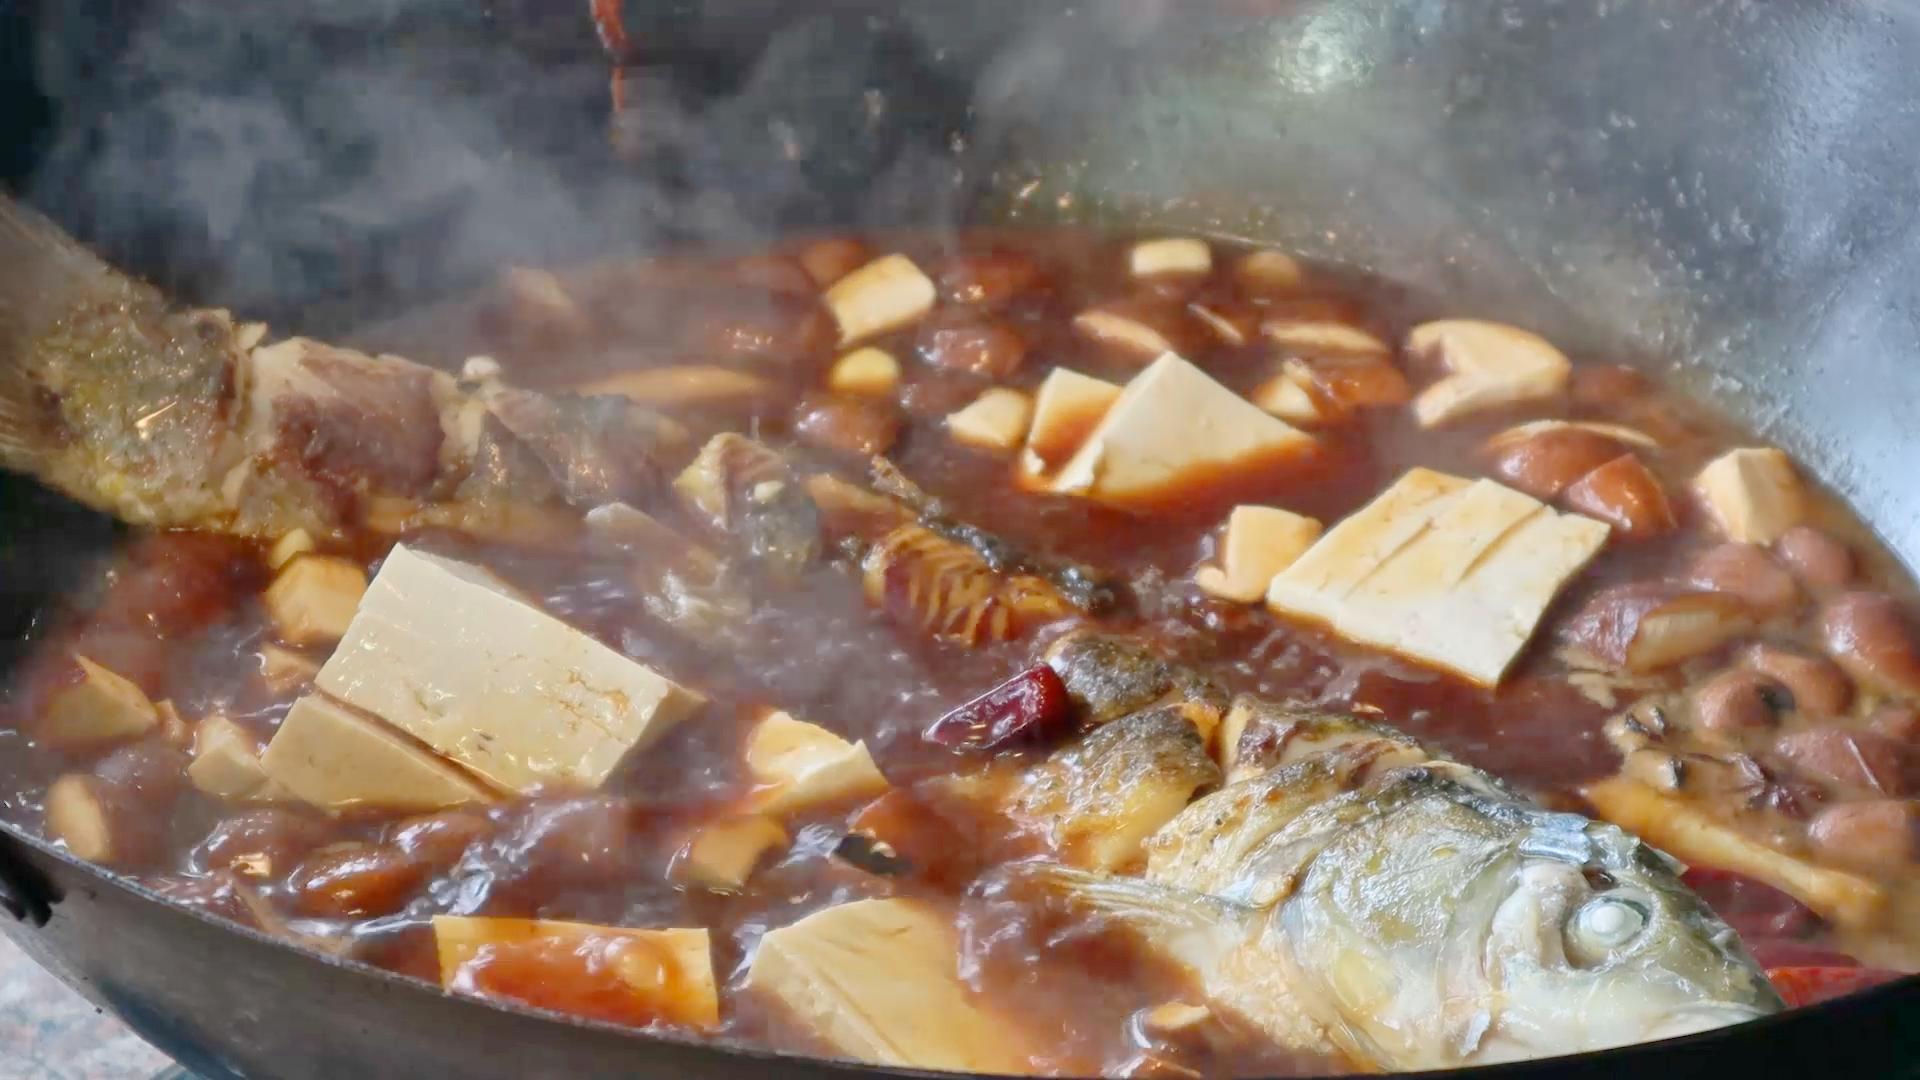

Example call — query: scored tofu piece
[1694,447,1808,545]
[749,898,1037,1073]
[433,917,720,1030]
[745,711,889,816]
[946,388,1034,453]
[315,545,706,793]
[824,254,937,346]
[40,655,158,749]
[1194,506,1324,604]
[1407,319,1572,427]
[679,815,789,891]
[1268,468,1610,686]
[1049,354,1314,507]
[260,694,496,813]
[827,347,902,397]
[188,716,279,801]
[264,555,368,647]
[1019,368,1123,482]
[1130,237,1212,278]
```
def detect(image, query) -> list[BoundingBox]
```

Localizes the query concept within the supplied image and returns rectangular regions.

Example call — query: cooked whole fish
[0,198,688,538]
[1007,635,1782,1071]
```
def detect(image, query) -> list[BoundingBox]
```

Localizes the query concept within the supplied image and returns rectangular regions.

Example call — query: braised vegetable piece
[1740,645,1853,717]
[748,899,1036,1072]
[1689,543,1801,619]
[1194,506,1323,604]
[1269,469,1609,686]
[1406,319,1571,427]
[924,665,1072,752]
[1775,526,1856,590]
[745,712,890,815]
[937,250,1046,308]
[1561,583,1754,673]
[1562,454,1675,539]
[1695,448,1809,545]
[434,917,720,1030]
[799,237,872,287]
[263,556,367,647]
[1073,299,1204,364]
[794,394,902,457]
[1820,592,1920,697]
[1262,319,1390,359]
[39,655,159,749]
[259,695,497,813]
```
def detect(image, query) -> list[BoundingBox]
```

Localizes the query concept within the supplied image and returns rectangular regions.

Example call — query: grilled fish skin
[0,197,688,538]
[1015,637,1783,1071]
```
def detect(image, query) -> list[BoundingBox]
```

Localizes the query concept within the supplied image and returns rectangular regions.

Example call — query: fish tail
[0,196,121,475]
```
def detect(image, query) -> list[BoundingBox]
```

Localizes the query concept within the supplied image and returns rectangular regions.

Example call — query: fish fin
[1007,861,1249,976]
[0,196,123,471]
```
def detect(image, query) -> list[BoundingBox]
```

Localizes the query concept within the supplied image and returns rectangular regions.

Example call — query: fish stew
[4,229,1919,1076]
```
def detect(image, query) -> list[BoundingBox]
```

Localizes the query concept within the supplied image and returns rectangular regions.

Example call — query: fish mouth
[1645,1003,1771,1042]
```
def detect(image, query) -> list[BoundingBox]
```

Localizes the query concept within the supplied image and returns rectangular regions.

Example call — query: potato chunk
[1694,447,1808,545]
[433,917,719,1030]
[40,655,158,749]
[680,815,789,891]
[260,694,496,813]
[745,712,890,816]
[314,545,706,793]
[1268,469,1609,687]
[1407,319,1572,427]
[1019,367,1123,482]
[946,388,1034,453]
[1195,506,1323,604]
[748,898,1036,1073]
[827,347,902,397]
[1049,354,1314,507]
[264,555,368,647]
[1130,237,1212,278]
[824,254,937,345]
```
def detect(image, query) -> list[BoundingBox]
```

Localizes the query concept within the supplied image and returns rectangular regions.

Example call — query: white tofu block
[267,528,316,570]
[1195,505,1323,603]
[946,388,1034,453]
[264,556,368,647]
[827,347,902,397]
[745,711,889,816]
[749,898,1035,1073]
[1050,354,1314,506]
[188,716,276,801]
[433,917,719,1029]
[1235,249,1307,294]
[1262,320,1389,357]
[824,255,937,346]
[1407,319,1572,427]
[1130,237,1212,278]
[680,815,789,891]
[41,656,158,748]
[1249,370,1326,425]
[1694,447,1808,545]
[315,545,706,793]
[261,694,496,812]
[1019,368,1123,482]
[1268,469,1609,686]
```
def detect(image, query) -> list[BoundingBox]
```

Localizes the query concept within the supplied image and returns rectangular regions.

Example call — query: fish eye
[1565,895,1650,965]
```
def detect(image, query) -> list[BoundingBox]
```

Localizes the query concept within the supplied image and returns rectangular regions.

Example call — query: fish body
[1019,636,1783,1071]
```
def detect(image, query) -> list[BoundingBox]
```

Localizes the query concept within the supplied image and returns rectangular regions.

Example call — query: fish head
[1473,813,1782,1061]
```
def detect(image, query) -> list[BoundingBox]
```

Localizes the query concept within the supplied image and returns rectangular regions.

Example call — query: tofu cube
[267,528,316,570]
[745,711,889,816]
[827,347,902,397]
[824,254,937,346]
[1694,447,1808,545]
[44,774,116,863]
[946,388,1034,453]
[1249,370,1326,425]
[40,655,158,749]
[264,555,368,647]
[1071,305,1185,364]
[260,694,496,813]
[1262,319,1389,357]
[1019,368,1123,482]
[433,917,719,1029]
[1130,237,1212,278]
[1050,354,1314,507]
[748,898,1035,1072]
[258,645,321,695]
[679,815,789,891]
[1268,469,1609,686]
[188,716,277,801]
[314,545,706,793]
[1234,249,1307,294]
[1407,319,1572,427]
[571,365,773,407]
[1194,506,1324,603]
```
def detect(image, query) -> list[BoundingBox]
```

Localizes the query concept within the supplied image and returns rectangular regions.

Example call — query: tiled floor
[0,935,170,1079]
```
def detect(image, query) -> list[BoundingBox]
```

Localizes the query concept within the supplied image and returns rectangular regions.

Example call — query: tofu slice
[748,898,1036,1073]
[260,694,496,812]
[1235,249,1307,294]
[1130,237,1212,278]
[745,711,889,816]
[40,656,158,748]
[44,774,117,863]
[264,555,368,647]
[1407,319,1572,427]
[1195,506,1323,603]
[314,545,706,793]
[188,716,279,801]
[946,388,1034,453]
[1268,468,1610,686]
[824,255,937,346]
[1048,354,1314,506]
[1262,320,1389,357]
[1249,369,1327,425]
[267,528,316,570]
[433,917,720,1029]
[679,815,789,891]
[827,347,902,397]
[1694,447,1808,545]
[571,366,773,407]
[1018,368,1123,482]
[258,645,321,695]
